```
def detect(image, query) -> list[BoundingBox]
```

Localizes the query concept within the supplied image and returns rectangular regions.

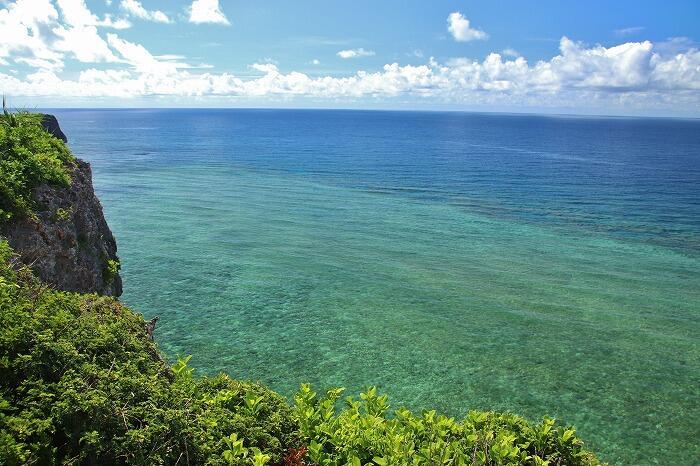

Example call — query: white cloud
[654,36,698,56]
[0,0,64,69]
[15,57,63,71]
[0,0,178,70]
[56,0,130,28]
[250,62,278,74]
[106,34,211,72]
[0,0,125,68]
[543,37,657,90]
[54,24,121,63]
[50,0,127,63]
[0,2,698,115]
[3,37,699,110]
[107,33,196,74]
[310,59,320,65]
[615,26,644,37]
[104,15,131,29]
[106,33,159,68]
[188,0,229,25]
[337,48,375,59]
[447,12,487,42]
[120,0,170,23]
[502,48,520,57]
[155,54,187,60]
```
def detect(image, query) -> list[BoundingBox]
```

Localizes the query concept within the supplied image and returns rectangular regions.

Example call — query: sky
[1,0,699,116]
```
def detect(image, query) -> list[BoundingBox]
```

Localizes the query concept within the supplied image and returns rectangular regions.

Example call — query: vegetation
[0,240,297,465]
[104,258,121,284]
[0,102,75,223]
[50,206,73,222]
[0,240,602,465]
[294,385,601,466]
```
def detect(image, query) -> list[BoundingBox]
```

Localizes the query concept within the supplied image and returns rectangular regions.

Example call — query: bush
[293,384,602,466]
[0,240,297,465]
[0,239,602,465]
[104,258,121,284]
[0,110,75,223]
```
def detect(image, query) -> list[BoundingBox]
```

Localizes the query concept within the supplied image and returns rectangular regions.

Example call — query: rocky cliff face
[40,114,68,143]
[1,117,122,296]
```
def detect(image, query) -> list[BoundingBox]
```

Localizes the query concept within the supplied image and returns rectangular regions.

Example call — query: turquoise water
[54,110,699,464]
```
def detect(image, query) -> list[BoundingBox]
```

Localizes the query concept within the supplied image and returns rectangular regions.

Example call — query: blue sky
[1,0,699,115]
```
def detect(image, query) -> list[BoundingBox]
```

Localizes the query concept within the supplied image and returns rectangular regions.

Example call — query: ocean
[51,109,699,464]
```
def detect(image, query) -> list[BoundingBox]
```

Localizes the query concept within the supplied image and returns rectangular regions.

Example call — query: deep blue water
[56,110,700,253]
[51,109,700,464]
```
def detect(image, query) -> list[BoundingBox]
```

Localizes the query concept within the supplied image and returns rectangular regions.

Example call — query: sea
[50,109,699,465]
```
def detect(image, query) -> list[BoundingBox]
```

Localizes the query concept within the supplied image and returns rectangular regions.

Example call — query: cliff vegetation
[0,107,75,223]
[0,107,122,296]
[0,241,602,465]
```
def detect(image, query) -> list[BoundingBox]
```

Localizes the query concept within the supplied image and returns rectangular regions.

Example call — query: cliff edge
[0,115,122,296]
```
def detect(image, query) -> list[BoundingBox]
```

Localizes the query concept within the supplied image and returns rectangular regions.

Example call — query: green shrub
[293,384,603,466]
[0,240,297,465]
[0,109,75,223]
[50,206,73,222]
[104,258,121,284]
[0,239,603,465]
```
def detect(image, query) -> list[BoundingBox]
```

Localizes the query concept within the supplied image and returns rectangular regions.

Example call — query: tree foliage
[0,240,297,465]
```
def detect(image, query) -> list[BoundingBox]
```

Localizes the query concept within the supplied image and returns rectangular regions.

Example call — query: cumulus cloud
[3,37,699,110]
[120,0,170,23]
[188,0,229,25]
[502,48,520,57]
[0,1,699,114]
[56,0,130,29]
[0,0,130,70]
[0,0,64,69]
[447,12,487,42]
[0,0,197,71]
[337,48,375,59]
[52,0,134,64]
[54,24,121,63]
[250,62,279,74]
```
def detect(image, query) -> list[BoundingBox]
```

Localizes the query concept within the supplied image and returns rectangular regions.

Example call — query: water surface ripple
[54,109,699,465]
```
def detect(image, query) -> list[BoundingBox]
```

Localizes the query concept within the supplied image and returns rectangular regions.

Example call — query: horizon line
[31,106,700,121]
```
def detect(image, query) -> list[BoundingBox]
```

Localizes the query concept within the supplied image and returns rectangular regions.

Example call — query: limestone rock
[1,117,122,296]
[40,114,68,143]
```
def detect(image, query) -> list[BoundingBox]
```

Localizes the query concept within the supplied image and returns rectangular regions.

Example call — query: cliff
[0,115,122,296]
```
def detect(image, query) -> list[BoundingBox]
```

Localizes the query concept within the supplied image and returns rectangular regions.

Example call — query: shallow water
[53,109,699,465]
